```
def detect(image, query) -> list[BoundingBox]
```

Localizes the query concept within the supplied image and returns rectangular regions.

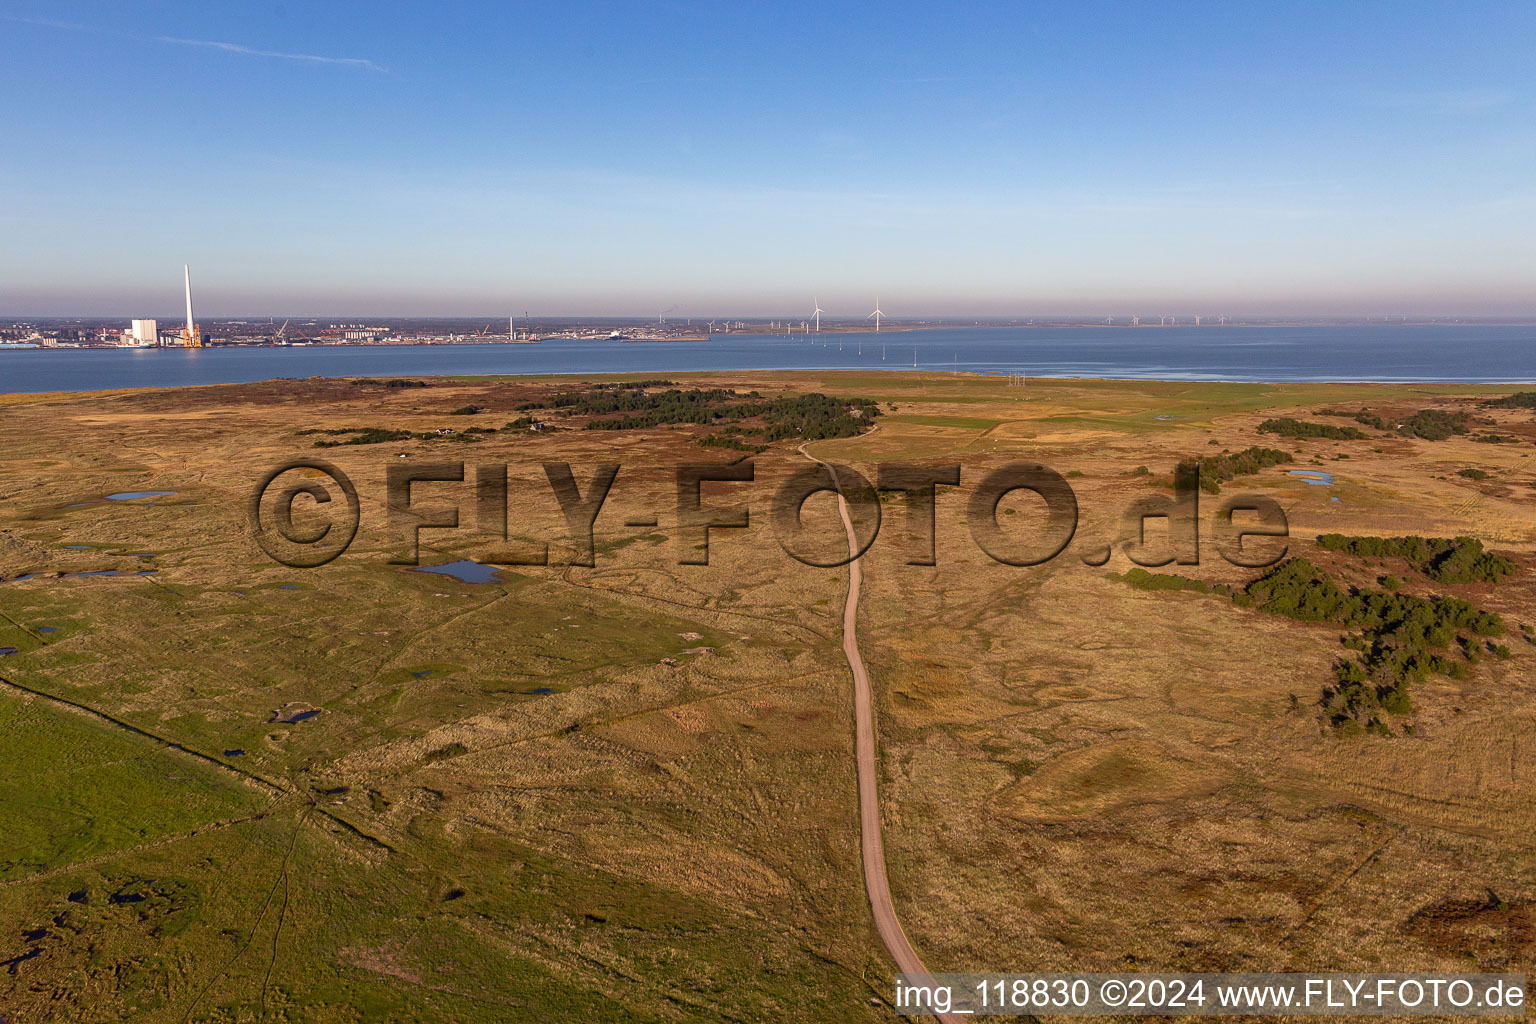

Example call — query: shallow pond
[412,560,503,584]
[63,569,158,578]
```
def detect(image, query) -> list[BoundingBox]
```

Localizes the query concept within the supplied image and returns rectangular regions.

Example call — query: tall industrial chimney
[184,264,196,346]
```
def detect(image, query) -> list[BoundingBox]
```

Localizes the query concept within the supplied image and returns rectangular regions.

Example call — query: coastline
[0,369,1530,403]
[4,324,1535,394]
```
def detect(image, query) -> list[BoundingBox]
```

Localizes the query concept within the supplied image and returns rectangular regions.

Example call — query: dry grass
[0,371,1533,1018]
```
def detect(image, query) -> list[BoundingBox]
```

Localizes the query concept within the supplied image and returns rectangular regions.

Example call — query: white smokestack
[184,264,195,342]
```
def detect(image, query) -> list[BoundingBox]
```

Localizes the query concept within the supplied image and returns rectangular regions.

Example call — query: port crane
[181,264,203,347]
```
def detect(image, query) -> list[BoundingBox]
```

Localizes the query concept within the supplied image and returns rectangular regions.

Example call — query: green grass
[0,693,270,881]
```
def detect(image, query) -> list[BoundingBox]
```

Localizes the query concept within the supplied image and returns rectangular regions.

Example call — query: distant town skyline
[3,2,1534,316]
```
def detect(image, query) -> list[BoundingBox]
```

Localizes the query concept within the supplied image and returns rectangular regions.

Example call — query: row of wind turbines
[810,296,885,332]
[1107,315,1229,326]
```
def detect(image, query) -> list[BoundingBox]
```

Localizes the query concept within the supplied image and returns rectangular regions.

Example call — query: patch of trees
[562,387,744,419]
[1485,392,1536,410]
[301,427,413,446]
[1317,407,1391,430]
[1115,568,1221,594]
[350,378,429,388]
[1314,534,1517,584]
[1398,409,1470,441]
[303,427,483,446]
[1239,557,1504,733]
[590,379,677,390]
[557,387,880,442]
[1258,418,1366,440]
[1309,406,1479,440]
[1113,555,1514,733]
[1193,446,1293,493]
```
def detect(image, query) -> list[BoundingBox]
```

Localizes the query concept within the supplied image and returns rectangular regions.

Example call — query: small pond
[412,560,503,584]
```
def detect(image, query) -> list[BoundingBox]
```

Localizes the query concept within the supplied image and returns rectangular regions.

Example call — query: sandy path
[799,441,967,1024]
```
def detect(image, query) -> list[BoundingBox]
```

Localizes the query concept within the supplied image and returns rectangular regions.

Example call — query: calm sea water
[1,325,1532,394]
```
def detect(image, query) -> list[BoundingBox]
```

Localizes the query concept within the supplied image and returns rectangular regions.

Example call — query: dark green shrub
[1399,409,1471,441]
[1315,534,1516,584]
[1259,418,1366,440]
[1484,392,1536,410]
[1116,568,1211,593]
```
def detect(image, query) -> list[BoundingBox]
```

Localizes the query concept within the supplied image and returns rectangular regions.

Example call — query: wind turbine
[869,297,885,332]
[812,297,824,333]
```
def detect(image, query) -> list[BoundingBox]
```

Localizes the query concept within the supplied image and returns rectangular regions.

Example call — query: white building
[128,319,159,346]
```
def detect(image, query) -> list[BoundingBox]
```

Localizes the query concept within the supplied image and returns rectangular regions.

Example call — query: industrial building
[129,319,158,346]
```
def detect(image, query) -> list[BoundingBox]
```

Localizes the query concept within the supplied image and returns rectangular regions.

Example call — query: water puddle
[530,687,554,694]
[37,627,56,634]
[62,569,158,578]
[1287,470,1335,486]
[270,703,322,724]
[223,749,246,757]
[106,491,176,501]
[412,560,503,584]
[0,648,17,656]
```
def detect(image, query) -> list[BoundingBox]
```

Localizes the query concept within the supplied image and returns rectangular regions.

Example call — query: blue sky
[2,1,1533,316]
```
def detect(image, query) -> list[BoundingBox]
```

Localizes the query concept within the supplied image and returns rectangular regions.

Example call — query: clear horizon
[7,309,1536,323]
[4,2,1534,316]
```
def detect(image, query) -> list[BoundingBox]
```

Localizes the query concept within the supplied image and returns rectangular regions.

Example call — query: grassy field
[1,371,1533,1020]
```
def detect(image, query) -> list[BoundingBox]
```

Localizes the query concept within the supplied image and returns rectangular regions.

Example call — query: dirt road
[799,443,968,1024]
